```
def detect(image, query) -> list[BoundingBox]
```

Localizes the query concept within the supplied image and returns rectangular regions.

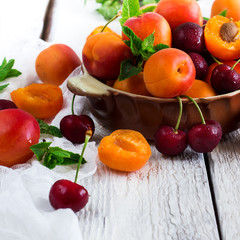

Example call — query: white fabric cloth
[0,39,97,240]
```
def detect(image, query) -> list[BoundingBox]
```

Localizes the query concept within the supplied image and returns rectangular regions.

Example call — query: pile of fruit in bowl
[68,0,240,140]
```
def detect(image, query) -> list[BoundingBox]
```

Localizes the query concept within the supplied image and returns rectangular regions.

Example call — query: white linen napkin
[0,39,98,240]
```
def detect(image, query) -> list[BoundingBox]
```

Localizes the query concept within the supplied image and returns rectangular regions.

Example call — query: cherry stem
[71,94,76,115]
[181,95,206,125]
[74,130,92,183]
[211,55,222,65]
[231,58,240,70]
[101,11,122,32]
[174,96,183,133]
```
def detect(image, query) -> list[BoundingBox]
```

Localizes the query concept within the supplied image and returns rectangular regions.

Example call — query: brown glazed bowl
[67,68,240,140]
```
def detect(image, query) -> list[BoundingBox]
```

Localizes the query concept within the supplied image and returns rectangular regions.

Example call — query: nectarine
[155,0,203,31]
[122,12,172,47]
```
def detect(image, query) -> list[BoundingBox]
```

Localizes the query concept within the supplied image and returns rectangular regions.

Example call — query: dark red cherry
[172,22,205,54]
[154,126,188,156]
[188,52,208,80]
[0,99,17,110]
[211,64,240,94]
[60,114,95,144]
[49,179,89,212]
[188,120,222,153]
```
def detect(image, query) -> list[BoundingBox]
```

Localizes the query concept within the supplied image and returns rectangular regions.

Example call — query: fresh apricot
[113,72,151,96]
[143,48,196,98]
[182,79,216,98]
[205,60,240,85]
[204,15,240,60]
[35,44,81,86]
[11,83,63,119]
[211,0,240,21]
[87,26,115,39]
[82,32,133,83]
[122,12,172,47]
[155,0,203,31]
[98,129,151,172]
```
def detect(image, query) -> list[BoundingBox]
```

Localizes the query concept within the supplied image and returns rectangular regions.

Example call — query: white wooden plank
[208,130,240,240]
[0,0,50,58]
[43,0,221,239]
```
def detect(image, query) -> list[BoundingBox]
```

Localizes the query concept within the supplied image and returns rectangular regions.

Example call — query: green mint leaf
[219,9,227,17]
[0,58,22,88]
[203,17,209,21]
[153,43,169,52]
[122,25,143,55]
[31,141,87,169]
[142,32,155,50]
[139,5,156,14]
[6,69,21,79]
[49,147,72,158]
[96,0,121,20]
[37,119,63,138]
[118,59,142,81]
[0,84,9,91]
[120,0,140,25]
[30,142,52,161]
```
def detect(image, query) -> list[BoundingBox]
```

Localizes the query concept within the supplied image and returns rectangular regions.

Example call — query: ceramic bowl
[67,68,240,140]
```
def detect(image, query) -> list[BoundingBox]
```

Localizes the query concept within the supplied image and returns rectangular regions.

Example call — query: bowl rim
[67,68,240,103]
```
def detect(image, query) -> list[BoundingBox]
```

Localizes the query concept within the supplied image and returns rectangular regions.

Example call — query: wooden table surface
[1,0,239,239]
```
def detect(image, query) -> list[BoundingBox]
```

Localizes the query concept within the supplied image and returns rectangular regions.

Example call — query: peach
[155,0,203,31]
[211,0,240,21]
[122,12,172,47]
[143,48,196,98]
[82,32,133,83]
[35,44,81,86]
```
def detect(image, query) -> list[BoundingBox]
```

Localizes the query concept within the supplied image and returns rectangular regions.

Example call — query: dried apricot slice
[204,15,240,60]
[11,83,63,119]
[98,129,151,172]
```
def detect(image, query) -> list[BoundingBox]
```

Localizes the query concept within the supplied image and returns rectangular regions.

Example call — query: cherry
[154,96,188,156]
[49,94,94,212]
[210,63,240,94]
[188,52,208,80]
[0,99,17,110]
[172,22,205,54]
[49,179,89,212]
[182,95,222,153]
[188,120,222,153]
[60,114,95,144]
[154,126,187,156]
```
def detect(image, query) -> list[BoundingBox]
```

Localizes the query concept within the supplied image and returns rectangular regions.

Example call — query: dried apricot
[11,83,63,119]
[113,72,151,96]
[204,15,240,60]
[98,129,151,172]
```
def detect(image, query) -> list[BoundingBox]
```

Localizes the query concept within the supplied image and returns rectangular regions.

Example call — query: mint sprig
[120,0,141,25]
[96,0,122,20]
[119,26,169,81]
[0,58,21,91]
[37,119,63,138]
[30,142,87,169]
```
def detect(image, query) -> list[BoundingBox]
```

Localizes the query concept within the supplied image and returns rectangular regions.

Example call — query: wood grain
[208,129,240,240]
[46,0,221,239]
